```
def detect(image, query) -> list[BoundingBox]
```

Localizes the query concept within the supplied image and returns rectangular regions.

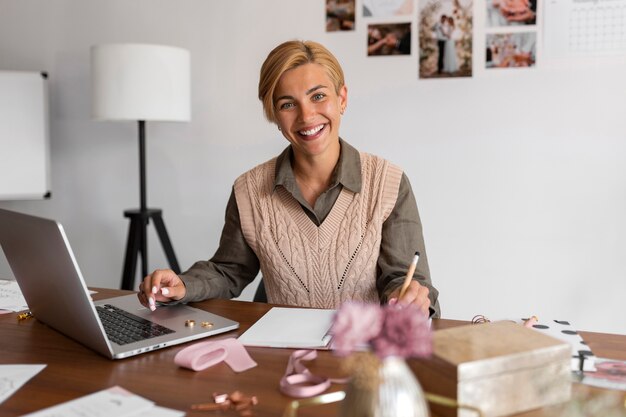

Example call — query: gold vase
[339,356,429,417]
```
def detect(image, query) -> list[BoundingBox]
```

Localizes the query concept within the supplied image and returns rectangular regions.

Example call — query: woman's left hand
[388,281,431,317]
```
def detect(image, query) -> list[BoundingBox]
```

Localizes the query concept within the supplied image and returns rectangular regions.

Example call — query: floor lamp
[91,43,191,290]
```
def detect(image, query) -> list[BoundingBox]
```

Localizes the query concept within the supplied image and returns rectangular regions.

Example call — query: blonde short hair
[258,40,345,123]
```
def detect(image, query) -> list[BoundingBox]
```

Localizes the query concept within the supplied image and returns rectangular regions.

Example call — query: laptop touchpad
[137,305,197,320]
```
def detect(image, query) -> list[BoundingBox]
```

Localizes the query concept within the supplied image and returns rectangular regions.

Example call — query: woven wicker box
[410,321,572,417]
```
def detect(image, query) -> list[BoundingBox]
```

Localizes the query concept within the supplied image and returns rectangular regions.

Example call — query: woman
[138,40,440,318]
[442,17,459,74]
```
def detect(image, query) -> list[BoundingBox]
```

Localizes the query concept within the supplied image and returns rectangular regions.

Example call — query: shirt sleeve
[376,173,441,318]
[178,188,260,302]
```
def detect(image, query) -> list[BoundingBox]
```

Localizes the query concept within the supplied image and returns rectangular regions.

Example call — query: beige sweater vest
[233,152,402,308]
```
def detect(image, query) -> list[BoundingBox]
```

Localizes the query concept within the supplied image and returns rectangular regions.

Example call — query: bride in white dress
[442,16,459,74]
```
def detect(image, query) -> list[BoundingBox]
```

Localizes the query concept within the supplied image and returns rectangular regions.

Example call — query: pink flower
[371,305,432,359]
[330,302,384,356]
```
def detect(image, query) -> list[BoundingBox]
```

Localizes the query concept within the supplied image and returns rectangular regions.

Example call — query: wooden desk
[1,288,624,417]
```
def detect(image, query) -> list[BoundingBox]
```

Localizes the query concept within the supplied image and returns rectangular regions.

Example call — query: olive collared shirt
[180,140,440,317]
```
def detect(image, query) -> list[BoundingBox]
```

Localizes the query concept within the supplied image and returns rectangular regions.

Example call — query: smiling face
[273,63,347,161]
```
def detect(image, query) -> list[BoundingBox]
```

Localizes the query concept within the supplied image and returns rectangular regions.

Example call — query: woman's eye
[312,93,325,101]
[279,102,294,110]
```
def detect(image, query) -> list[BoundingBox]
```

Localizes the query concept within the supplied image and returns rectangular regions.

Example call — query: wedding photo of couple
[419,0,473,78]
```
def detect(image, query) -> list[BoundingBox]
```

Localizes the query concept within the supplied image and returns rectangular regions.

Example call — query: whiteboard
[0,71,50,200]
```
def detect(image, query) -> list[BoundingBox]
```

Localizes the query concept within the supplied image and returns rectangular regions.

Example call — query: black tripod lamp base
[120,208,180,290]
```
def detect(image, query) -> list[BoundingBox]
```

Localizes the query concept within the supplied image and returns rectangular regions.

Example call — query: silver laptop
[0,208,239,359]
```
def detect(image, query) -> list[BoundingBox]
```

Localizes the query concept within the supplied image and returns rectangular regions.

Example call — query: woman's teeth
[300,124,324,136]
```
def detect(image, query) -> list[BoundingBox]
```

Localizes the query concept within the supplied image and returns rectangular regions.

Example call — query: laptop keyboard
[96,304,175,345]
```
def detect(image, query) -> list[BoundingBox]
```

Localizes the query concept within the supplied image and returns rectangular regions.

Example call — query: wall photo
[327,0,356,31]
[419,0,473,78]
[363,0,414,16]
[367,23,411,56]
[486,0,537,27]
[486,32,536,68]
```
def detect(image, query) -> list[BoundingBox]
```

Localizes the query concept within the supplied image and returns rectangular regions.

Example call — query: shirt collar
[273,138,362,194]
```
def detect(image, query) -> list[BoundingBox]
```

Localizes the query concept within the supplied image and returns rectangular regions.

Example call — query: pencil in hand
[399,251,420,299]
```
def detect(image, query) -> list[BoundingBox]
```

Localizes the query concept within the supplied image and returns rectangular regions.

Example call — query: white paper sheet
[0,364,46,404]
[21,386,152,417]
[0,279,28,312]
[238,307,335,348]
[21,386,184,417]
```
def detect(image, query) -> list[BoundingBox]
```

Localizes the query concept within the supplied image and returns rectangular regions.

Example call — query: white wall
[1,0,625,335]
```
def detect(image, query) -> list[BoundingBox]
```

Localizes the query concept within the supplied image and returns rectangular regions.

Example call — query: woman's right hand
[137,269,186,311]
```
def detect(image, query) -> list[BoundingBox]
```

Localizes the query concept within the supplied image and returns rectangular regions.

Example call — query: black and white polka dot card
[519,318,597,372]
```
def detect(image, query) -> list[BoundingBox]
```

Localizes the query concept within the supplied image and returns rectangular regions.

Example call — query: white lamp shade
[91,43,190,121]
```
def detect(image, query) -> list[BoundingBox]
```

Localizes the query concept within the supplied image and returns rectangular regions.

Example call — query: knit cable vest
[234,152,402,308]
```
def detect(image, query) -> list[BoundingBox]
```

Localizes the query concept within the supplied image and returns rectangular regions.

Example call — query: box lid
[433,321,571,381]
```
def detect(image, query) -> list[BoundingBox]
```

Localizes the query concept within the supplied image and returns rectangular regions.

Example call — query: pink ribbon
[279,349,348,398]
[174,337,257,373]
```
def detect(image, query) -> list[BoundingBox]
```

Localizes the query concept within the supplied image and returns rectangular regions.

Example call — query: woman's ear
[339,85,348,114]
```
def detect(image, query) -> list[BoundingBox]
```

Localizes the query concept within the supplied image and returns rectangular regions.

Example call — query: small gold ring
[201,321,214,328]
[185,319,196,327]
